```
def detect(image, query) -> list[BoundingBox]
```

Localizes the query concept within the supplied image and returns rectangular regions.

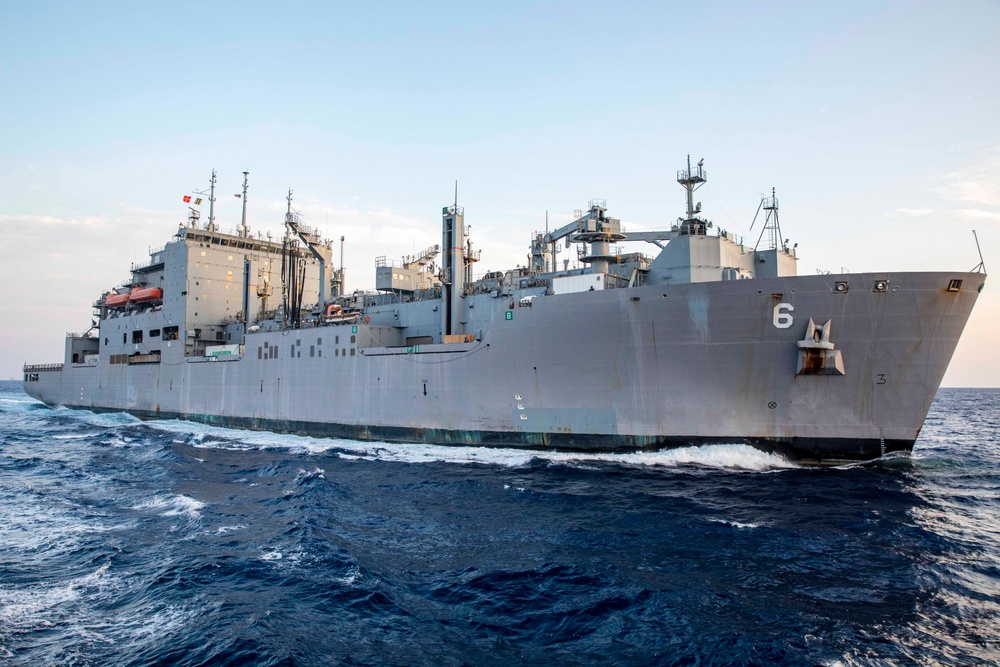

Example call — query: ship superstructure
[24,159,985,461]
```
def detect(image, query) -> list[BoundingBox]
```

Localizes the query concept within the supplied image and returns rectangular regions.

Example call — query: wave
[143,418,795,471]
[130,494,205,519]
[0,558,197,664]
[333,442,796,472]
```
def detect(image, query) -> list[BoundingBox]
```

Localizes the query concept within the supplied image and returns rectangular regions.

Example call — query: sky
[1,0,998,386]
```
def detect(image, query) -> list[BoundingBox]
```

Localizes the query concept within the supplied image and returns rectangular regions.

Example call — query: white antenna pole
[972,230,987,273]
[240,171,249,237]
[208,169,216,229]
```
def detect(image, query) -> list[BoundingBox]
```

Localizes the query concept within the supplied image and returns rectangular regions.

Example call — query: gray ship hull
[24,271,983,462]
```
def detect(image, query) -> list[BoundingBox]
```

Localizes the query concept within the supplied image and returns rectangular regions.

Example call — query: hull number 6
[773,302,794,329]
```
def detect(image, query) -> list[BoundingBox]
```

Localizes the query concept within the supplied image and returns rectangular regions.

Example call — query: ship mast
[240,171,249,238]
[284,187,329,308]
[337,235,345,297]
[441,182,466,339]
[752,187,783,252]
[208,169,216,230]
[192,170,217,231]
[676,155,708,235]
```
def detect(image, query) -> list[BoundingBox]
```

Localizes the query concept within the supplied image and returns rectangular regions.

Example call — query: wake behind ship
[23,159,985,461]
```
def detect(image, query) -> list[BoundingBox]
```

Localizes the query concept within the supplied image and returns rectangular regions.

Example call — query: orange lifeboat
[325,303,343,317]
[104,292,129,308]
[128,287,163,303]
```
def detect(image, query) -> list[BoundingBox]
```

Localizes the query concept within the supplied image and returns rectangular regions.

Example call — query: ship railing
[677,166,707,182]
[23,363,64,372]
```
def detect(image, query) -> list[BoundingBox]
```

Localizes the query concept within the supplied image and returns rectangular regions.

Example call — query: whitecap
[709,518,762,529]
[334,566,362,586]
[212,524,248,536]
[293,467,326,481]
[131,494,205,518]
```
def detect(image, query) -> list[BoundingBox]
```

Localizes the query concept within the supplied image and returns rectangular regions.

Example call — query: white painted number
[772,302,794,329]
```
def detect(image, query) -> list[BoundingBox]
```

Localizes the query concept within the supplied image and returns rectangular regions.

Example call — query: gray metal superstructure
[23,160,986,461]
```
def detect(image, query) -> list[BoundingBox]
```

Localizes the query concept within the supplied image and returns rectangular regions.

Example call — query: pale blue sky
[2,1,998,384]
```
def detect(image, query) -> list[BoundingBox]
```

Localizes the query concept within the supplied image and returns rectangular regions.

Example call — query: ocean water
[1,381,998,666]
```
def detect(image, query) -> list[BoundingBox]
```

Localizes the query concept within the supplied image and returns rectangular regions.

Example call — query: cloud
[953,209,1000,223]
[0,213,112,228]
[935,143,1000,207]
[890,207,1000,225]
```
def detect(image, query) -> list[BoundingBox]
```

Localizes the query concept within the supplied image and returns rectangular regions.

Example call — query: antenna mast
[240,171,249,237]
[338,235,345,296]
[972,230,987,273]
[208,169,217,229]
[754,187,782,251]
[676,155,708,235]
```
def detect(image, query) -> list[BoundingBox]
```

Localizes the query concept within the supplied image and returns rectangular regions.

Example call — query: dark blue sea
[1,381,998,666]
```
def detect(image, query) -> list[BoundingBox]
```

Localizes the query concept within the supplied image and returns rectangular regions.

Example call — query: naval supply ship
[23,159,985,461]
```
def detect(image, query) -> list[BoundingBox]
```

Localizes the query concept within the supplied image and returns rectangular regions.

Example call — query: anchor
[796,319,845,375]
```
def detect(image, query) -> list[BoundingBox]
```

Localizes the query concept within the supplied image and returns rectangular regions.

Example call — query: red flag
[183,195,191,203]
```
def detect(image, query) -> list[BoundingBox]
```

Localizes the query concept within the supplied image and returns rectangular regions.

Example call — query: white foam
[294,467,326,481]
[709,518,762,529]
[0,492,133,554]
[212,524,248,536]
[0,560,112,626]
[336,442,795,472]
[0,394,40,411]
[131,494,205,518]
[334,565,362,586]
[144,418,795,471]
[0,561,196,661]
[149,419,334,453]
[0,396,34,404]
[60,408,142,428]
